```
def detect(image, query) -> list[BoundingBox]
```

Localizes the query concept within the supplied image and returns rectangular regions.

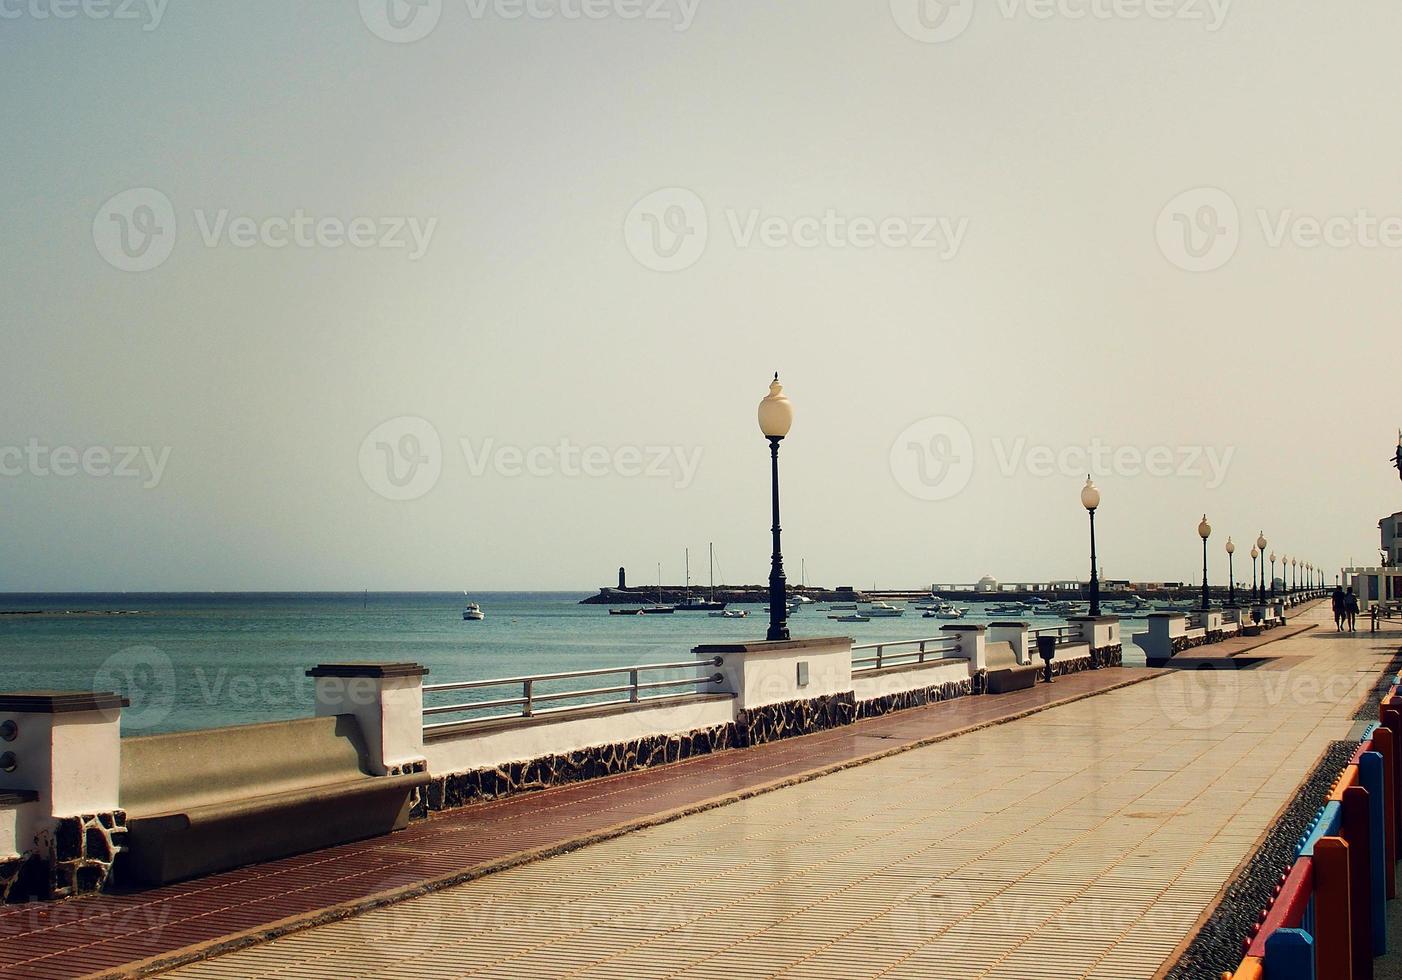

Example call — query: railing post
[1341,785,1373,977]
[1360,752,1388,955]
[1263,928,1315,980]
[523,678,534,717]
[1373,727,1398,900]
[629,669,640,703]
[1315,836,1352,980]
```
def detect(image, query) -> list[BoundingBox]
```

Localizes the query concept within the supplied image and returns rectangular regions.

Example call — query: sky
[1,0,1399,592]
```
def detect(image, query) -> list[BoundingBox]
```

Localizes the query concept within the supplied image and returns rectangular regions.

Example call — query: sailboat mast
[709,543,715,601]
[685,549,690,604]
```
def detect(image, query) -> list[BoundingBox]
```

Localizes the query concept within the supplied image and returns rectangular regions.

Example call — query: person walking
[1332,585,1346,631]
[1345,587,1360,633]
[1371,604,1381,634]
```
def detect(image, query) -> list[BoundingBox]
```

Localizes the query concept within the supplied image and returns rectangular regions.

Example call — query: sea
[0,593,1152,736]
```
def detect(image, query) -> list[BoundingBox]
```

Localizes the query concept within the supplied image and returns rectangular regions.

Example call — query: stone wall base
[854,678,973,721]
[1,810,126,904]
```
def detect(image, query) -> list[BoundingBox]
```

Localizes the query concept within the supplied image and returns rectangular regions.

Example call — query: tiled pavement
[152,602,1397,980]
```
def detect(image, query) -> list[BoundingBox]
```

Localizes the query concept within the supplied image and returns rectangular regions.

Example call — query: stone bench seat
[986,641,1038,694]
[119,715,426,886]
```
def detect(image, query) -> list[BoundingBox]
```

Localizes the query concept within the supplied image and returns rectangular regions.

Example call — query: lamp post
[758,374,793,642]
[1256,532,1268,603]
[1081,476,1102,617]
[1269,552,1277,597]
[1292,557,1298,593]
[1225,537,1236,608]
[1198,515,1212,610]
[1256,543,1267,605]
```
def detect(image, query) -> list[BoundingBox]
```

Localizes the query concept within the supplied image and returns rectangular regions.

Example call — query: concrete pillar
[941,624,987,672]
[987,622,1030,665]
[0,692,128,899]
[307,663,429,776]
[694,638,853,711]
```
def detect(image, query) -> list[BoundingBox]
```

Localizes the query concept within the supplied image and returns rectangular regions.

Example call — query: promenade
[150,601,1392,980]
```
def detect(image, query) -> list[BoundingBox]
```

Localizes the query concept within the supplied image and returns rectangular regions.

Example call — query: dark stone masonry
[1,810,126,904]
[853,678,974,720]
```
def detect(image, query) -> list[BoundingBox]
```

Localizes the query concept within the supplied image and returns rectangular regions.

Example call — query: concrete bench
[119,715,426,886]
[986,641,1038,694]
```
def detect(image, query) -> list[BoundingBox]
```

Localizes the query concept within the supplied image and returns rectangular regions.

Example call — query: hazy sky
[2,0,1399,591]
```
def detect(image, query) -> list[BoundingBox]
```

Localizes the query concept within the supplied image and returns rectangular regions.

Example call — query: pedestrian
[1346,588,1360,633]
[1332,585,1346,631]
[1371,604,1381,633]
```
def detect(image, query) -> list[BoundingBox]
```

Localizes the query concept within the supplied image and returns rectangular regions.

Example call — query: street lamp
[1291,557,1298,593]
[1256,532,1268,603]
[1251,544,1260,604]
[1269,552,1277,597]
[1225,536,1237,608]
[1198,514,1212,610]
[758,373,793,642]
[1081,476,1102,617]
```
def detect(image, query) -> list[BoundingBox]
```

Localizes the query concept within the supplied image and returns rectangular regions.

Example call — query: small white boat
[834,613,871,622]
[462,602,484,621]
[710,608,748,618]
[933,607,966,620]
[863,602,905,618]
[827,603,857,611]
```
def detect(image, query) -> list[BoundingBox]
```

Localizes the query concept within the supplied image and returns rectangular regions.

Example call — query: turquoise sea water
[0,593,1150,735]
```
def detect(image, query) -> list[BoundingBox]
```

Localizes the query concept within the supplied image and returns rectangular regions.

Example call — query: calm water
[0,593,1151,735]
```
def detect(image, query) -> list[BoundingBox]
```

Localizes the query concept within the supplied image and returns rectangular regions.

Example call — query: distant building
[1381,511,1402,565]
[975,575,999,593]
[1342,510,1402,610]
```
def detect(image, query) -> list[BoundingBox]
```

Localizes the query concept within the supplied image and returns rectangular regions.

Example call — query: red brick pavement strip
[0,665,1187,980]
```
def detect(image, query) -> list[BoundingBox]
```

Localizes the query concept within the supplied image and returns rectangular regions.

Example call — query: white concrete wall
[851,658,972,702]
[424,697,736,775]
[702,638,853,710]
[987,623,1031,665]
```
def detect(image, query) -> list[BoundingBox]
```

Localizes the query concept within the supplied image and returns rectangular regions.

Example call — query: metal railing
[851,636,961,672]
[422,657,725,733]
[1029,625,1080,647]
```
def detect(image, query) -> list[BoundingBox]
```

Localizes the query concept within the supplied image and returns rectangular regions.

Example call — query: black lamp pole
[1088,508,1100,617]
[1201,538,1210,610]
[1227,548,1236,608]
[1251,553,1258,604]
[766,436,789,642]
[1270,556,1277,598]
